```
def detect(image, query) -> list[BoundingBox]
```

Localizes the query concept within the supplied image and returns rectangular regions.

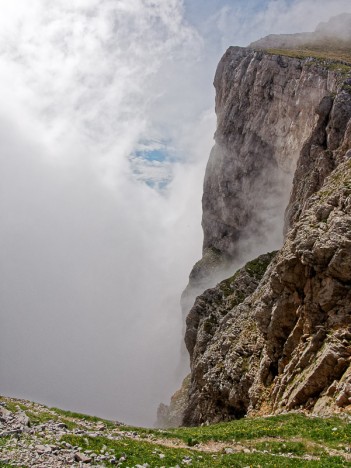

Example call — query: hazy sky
[1,0,351,426]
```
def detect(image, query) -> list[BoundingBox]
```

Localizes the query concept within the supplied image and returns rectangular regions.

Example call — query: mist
[1,0,351,427]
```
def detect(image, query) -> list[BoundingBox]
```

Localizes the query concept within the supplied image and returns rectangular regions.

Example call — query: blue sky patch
[129,142,177,192]
[135,148,168,162]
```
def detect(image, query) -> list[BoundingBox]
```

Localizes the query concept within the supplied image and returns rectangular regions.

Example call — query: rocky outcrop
[0,397,124,466]
[184,252,276,363]
[254,156,351,416]
[156,374,190,428]
[184,141,351,426]
[183,253,275,424]
[181,16,351,426]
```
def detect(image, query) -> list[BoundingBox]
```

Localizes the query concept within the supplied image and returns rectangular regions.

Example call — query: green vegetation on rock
[244,251,277,280]
[264,43,351,67]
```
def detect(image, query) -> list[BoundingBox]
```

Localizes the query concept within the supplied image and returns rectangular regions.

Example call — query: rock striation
[180,16,351,426]
[181,41,342,319]
[202,46,340,264]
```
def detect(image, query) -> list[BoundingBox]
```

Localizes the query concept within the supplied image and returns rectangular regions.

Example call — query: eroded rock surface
[183,253,275,425]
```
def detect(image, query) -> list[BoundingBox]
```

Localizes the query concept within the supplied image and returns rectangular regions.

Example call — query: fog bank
[1,0,351,426]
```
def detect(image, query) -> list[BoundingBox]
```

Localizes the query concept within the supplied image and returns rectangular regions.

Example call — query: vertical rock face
[202,47,338,263]
[182,45,340,321]
[181,19,351,426]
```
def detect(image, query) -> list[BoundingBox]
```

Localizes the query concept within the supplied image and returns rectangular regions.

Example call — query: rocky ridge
[178,16,351,426]
[0,398,124,467]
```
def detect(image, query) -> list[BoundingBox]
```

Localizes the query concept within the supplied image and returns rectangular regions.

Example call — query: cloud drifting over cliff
[1,0,350,426]
[190,0,351,49]
[0,0,214,426]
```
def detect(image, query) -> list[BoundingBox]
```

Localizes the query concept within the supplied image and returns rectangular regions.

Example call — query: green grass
[120,413,351,450]
[0,436,12,458]
[60,433,350,467]
[50,407,117,429]
[245,251,276,280]
[24,409,58,425]
[264,45,351,67]
[0,399,27,413]
[253,440,314,456]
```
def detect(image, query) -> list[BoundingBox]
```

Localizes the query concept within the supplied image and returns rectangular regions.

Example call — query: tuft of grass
[254,440,311,456]
[24,409,57,426]
[50,407,117,429]
[0,400,26,414]
[187,436,200,447]
[245,251,276,280]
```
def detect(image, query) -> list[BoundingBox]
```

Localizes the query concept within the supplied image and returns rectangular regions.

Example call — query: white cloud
[0,0,210,426]
[1,0,348,426]
[207,0,351,48]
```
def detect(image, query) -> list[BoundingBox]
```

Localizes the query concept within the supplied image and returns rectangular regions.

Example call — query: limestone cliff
[181,42,341,317]
[181,16,351,426]
[202,46,341,267]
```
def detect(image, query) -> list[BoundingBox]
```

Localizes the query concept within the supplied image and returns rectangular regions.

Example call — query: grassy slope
[257,40,351,72]
[265,47,351,64]
[1,396,351,467]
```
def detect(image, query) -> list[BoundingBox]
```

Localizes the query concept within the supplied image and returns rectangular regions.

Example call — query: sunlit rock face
[182,44,339,320]
[182,16,351,426]
[202,46,338,262]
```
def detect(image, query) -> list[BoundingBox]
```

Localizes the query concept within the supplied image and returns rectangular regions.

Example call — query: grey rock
[16,412,30,427]
[181,27,351,425]
[202,46,337,266]
[35,444,49,454]
[74,451,92,463]
[56,422,67,429]
[0,407,11,421]
[156,375,190,428]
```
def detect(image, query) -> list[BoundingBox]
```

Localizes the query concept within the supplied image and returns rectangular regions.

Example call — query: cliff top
[250,13,351,65]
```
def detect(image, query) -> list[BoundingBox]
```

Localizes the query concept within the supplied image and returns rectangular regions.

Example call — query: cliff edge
[182,15,351,426]
[164,15,351,427]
